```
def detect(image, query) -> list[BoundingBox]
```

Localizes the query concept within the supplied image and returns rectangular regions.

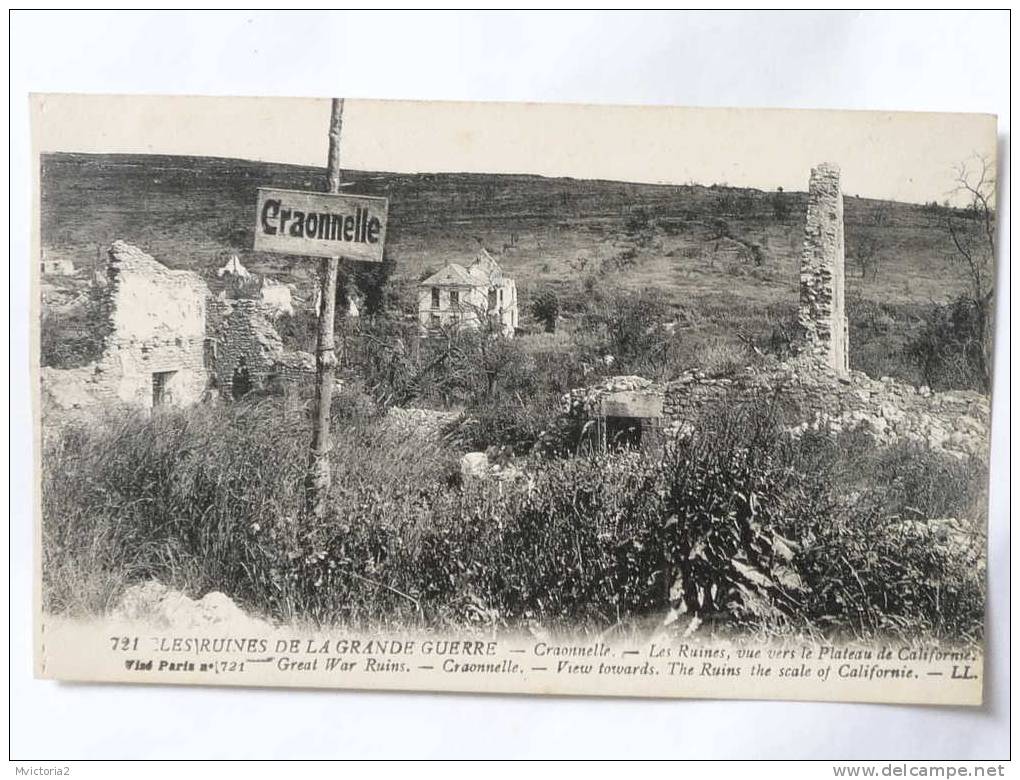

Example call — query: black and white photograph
[30,93,999,707]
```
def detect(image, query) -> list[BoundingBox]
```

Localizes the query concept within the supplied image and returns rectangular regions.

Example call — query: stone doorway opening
[152,371,176,408]
[604,416,643,449]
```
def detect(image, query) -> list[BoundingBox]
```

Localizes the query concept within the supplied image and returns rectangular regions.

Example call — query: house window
[449,290,459,306]
[488,289,497,310]
[430,313,441,327]
[499,289,504,305]
[431,287,440,308]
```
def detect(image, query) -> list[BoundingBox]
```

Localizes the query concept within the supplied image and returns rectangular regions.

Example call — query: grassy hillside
[40,151,969,308]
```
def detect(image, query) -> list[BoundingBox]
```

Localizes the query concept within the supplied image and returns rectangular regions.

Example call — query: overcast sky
[33,94,996,205]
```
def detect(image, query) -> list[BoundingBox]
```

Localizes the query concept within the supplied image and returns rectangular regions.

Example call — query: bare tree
[770,186,790,221]
[869,201,892,227]
[926,156,995,391]
[940,154,997,390]
[846,231,882,280]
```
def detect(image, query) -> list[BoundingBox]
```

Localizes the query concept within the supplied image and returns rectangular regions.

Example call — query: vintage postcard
[33,95,996,704]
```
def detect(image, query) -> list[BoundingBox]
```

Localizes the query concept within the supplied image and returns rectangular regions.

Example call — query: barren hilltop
[41,151,965,307]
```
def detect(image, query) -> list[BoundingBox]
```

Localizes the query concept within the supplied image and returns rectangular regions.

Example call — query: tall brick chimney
[798,163,849,377]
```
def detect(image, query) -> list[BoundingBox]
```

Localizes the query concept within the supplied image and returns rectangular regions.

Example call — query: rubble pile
[112,580,271,631]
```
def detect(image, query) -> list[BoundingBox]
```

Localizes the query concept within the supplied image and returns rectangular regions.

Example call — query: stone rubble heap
[112,580,271,631]
[383,407,462,440]
[459,450,525,483]
[563,360,989,461]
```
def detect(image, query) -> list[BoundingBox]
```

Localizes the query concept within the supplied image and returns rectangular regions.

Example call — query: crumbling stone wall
[213,300,313,397]
[101,241,210,407]
[661,359,988,459]
[216,254,295,317]
[798,163,849,376]
[564,364,988,461]
[561,376,667,450]
[42,241,210,412]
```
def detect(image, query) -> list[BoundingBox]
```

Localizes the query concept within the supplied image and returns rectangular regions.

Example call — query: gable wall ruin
[46,241,212,411]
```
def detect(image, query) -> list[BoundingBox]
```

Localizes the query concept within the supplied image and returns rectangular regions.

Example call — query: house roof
[420,263,476,287]
[419,248,507,288]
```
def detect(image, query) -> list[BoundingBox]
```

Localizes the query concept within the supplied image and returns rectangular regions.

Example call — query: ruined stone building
[41,241,211,411]
[418,248,519,336]
[212,299,313,399]
[40,249,75,276]
[97,241,210,407]
[562,164,990,461]
[42,241,312,416]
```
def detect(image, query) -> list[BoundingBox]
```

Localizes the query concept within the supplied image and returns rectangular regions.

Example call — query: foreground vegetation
[42,391,986,642]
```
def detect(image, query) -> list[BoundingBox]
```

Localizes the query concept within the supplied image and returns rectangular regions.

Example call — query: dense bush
[529,288,560,333]
[846,294,925,386]
[340,316,537,409]
[42,394,986,641]
[336,252,398,317]
[40,293,111,368]
[576,288,673,375]
[908,295,989,392]
[274,308,318,353]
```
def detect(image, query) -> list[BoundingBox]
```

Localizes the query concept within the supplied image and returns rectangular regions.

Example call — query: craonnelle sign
[254,187,389,262]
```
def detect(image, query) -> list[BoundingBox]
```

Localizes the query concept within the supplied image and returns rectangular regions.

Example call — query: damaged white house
[417,248,518,337]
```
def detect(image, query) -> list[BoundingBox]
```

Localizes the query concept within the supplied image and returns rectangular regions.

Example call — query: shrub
[656,404,811,625]
[530,288,560,333]
[624,206,650,235]
[342,317,536,409]
[771,188,790,221]
[330,379,379,422]
[337,252,397,317]
[40,293,111,368]
[697,337,751,377]
[908,296,988,392]
[794,488,985,640]
[455,395,559,456]
[274,308,318,353]
[577,288,671,373]
[847,294,927,386]
[758,304,800,360]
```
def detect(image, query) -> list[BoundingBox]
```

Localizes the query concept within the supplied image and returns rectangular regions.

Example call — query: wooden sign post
[305,99,342,518]
[251,97,388,518]
[307,98,345,518]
